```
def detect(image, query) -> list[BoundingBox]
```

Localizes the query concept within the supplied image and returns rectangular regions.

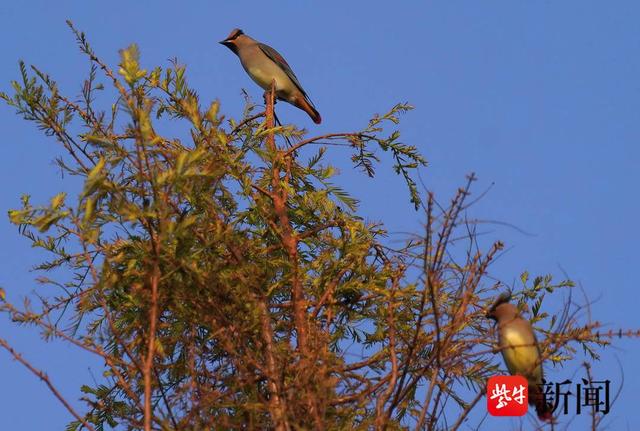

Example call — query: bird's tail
[535,401,553,422]
[530,385,553,422]
[295,95,322,124]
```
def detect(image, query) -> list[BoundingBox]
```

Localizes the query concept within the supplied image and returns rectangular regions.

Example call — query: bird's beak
[219,40,237,53]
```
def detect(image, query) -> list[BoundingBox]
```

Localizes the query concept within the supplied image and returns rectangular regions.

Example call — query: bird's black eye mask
[226,29,244,41]
[220,29,244,54]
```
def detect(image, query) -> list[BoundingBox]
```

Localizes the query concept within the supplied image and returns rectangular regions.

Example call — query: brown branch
[375,276,400,430]
[29,99,91,172]
[143,263,160,431]
[311,267,349,320]
[0,337,96,431]
[329,374,393,406]
[264,81,307,355]
[340,351,387,372]
[298,221,341,242]
[230,110,266,135]
[251,183,273,200]
[387,193,436,416]
[427,383,445,431]
[67,21,129,101]
[449,389,484,431]
[264,84,277,153]
[5,302,144,414]
[284,132,366,157]
[257,296,289,431]
[153,366,179,429]
[75,219,144,375]
[415,369,440,429]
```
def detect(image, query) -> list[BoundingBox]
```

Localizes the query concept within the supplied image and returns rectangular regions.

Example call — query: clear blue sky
[1,1,639,429]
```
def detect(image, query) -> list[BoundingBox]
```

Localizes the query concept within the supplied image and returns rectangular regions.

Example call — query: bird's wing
[258,43,316,106]
[532,330,544,382]
[500,318,541,380]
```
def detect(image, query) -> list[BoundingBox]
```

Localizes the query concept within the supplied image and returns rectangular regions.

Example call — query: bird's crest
[486,291,512,318]
[225,28,244,41]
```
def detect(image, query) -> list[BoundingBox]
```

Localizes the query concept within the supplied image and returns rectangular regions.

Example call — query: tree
[0,22,614,430]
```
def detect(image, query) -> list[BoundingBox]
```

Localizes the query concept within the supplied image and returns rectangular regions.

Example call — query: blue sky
[1,1,639,429]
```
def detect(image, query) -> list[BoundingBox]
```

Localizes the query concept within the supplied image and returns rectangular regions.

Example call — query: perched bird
[220,28,321,124]
[486,293,553,422]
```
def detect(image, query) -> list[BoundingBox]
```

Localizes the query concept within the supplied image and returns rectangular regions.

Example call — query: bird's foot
[263,91,278,106]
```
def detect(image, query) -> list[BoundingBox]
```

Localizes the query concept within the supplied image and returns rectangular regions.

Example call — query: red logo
[487,375,529,417]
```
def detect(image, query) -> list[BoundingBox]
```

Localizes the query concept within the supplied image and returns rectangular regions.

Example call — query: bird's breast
[240,59,296,100]
[500,328,541,380]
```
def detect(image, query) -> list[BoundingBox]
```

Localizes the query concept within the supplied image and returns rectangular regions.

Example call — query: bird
[486,293,553,422]
[220,28,321,124]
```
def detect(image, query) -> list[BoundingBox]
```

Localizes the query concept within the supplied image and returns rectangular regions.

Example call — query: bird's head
[219,28,246,54]
[486,292,516,321]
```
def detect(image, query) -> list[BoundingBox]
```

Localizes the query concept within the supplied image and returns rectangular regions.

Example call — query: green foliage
[0,22,606,431]
[119,44,147,86]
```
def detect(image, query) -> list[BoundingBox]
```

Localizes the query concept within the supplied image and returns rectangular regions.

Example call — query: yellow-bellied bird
[220,28,321,124]
[486,293,553,422]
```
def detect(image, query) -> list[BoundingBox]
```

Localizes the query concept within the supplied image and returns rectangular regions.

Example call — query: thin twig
[0,337,96,431]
